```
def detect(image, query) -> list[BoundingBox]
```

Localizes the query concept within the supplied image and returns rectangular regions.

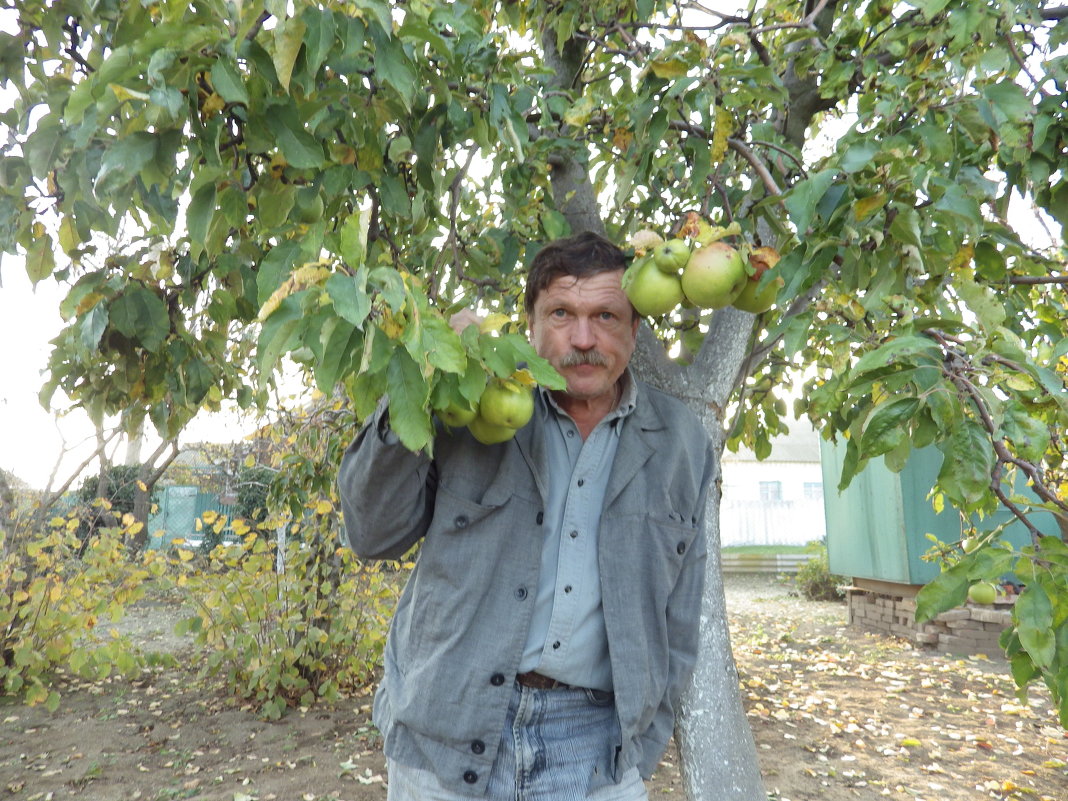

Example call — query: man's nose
[570,317,596,349]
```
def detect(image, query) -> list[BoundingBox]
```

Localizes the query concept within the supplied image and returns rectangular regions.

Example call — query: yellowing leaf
[479,313,511,334]
[177,549,194,562]
[510,368,538,389]
[137,480,148,492]
[563,95,595,127]
[202,509,218,525]
[315,499,334,515]
[650,57,688,79]
[854,192,887,220]
[244,454,256,468]
[900,737,922,747]
[231,519,250,536]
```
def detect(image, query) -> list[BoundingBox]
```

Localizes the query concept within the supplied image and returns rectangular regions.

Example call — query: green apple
[438,398,478,428]
[681,242,747,309]
[478,381,534,429]
[967,581,997,605]
[624,257,685,317]
[467,413,518,444]
[652,238,690,274]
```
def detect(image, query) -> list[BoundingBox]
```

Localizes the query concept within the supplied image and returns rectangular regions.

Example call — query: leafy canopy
[2,0,1068,722]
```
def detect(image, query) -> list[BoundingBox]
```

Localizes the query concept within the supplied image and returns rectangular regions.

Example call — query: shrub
[794,541,846,602]
[173,507,401,719]
[0,514,156,709]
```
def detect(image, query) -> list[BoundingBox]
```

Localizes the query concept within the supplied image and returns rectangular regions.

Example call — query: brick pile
[847,586,1015,656]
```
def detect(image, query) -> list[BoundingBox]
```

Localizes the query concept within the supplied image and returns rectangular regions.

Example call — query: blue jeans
[386,683,648,801]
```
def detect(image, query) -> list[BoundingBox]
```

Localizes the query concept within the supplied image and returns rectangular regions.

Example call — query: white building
[718,424,826,548]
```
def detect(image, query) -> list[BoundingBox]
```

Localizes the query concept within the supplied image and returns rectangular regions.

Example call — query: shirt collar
[538,368,638,435]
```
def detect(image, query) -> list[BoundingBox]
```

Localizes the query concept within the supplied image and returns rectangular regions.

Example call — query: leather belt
[516,671,570,690]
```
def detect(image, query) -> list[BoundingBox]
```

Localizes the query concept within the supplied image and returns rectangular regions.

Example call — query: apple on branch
[733,246,784,314]
[681,242,747,309]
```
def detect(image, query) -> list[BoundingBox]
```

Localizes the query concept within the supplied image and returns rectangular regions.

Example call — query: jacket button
[676,541,686,555]
[536,511,544,525]
[490,673,505,686]
[463,770,478,784]
[514,587,527,600]
[471,739,485,754]
[454,515,469,529]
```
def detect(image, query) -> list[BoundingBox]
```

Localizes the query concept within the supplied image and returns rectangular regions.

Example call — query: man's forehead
[540,271,626,301]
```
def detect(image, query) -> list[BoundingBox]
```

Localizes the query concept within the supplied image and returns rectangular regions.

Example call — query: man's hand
[448,309,483,335]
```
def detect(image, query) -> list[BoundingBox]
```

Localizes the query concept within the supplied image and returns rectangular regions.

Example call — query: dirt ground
[1,575,1064,801]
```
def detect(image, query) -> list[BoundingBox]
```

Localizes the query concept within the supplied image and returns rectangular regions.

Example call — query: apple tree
[2,0,1067,796]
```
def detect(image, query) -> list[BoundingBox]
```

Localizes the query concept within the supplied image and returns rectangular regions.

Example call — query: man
[338,231,715,800]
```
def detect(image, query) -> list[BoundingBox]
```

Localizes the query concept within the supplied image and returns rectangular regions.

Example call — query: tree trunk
[633,309,767,799]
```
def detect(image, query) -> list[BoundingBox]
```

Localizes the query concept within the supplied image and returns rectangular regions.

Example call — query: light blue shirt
[517,372,638,691]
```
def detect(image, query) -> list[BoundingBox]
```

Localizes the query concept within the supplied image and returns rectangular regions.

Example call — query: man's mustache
[559,350,608,368]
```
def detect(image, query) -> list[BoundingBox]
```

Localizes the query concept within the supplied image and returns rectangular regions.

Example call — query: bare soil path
[1,575,1064,801]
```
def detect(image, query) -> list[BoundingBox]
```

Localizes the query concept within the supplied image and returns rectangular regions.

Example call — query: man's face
[528,270,639,403]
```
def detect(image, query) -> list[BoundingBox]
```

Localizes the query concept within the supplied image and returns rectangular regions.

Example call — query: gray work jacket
[338,380,714,797]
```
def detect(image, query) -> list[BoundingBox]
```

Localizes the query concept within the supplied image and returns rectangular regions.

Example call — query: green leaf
[839,141,878,174]
[210,58,249,105]
[368,23,417,110]
[852,335,941,376]
[386,348,433,453]
[80,302,109,351]
[266,102,326,169]
[315,319,361,392]
[109,286,170,352]
[1015,584,1055,668]
[860,397,920,459]
[186,182,217,258]
[325,271,372,328]
[338,208,371,267]
[957,278,1006,332]
[888,206,922,247]
[983,81,1034,122]
[937,420,993,506]
[95,132,158,196]
[785,169,835,234]
[915,561,970,623]
[1001,401,1050,463]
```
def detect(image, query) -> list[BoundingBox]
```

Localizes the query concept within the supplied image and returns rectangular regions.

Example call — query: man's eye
[599,312,615,321]
[552,308,567,318]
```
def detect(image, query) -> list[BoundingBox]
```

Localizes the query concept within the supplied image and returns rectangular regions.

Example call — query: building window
[804,482,824,500]
[759,481,782,501]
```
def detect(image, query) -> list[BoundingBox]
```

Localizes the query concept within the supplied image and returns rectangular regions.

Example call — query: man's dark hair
[524,231,628,316]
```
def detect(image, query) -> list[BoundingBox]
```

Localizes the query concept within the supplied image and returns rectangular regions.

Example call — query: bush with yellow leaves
[172,505,402,720]
[0,513,158,710]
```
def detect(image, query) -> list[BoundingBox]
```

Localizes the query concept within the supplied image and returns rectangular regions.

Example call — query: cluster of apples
[436,377,535,444]
[622,226,783,317]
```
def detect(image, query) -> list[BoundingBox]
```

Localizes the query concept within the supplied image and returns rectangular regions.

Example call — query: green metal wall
[820,442,1053,585]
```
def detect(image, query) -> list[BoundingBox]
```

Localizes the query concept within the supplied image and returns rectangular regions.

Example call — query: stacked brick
[846,587,1015,656]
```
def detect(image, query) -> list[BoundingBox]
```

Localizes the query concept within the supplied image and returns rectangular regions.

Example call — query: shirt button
[515,587,527,600]
[569,530,578,539]
[552,640,561,649]
[567,429,575,438]
[490,673,505,686]
[471,740,485,755]
[577,478,585,487]
[463,770,479,784]
[536,511,544,525]
[564,585,572,593]
[454,515,469,529]
[676,542,686,555]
